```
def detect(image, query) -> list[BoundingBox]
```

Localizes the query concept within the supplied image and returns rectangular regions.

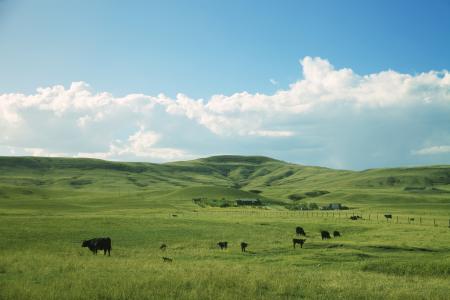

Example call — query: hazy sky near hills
[0,0,450,169]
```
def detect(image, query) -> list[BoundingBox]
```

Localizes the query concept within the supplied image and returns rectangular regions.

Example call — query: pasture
[0,156,449,299]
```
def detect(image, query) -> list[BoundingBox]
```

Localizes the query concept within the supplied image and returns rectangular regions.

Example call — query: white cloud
[248,130,295,137]
[24,147,67,157]
[73,127,192,161]
[0,56,449,168]
[413,145,450,155]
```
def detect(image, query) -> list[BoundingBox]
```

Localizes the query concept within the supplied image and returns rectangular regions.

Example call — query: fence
[189,209,450,228]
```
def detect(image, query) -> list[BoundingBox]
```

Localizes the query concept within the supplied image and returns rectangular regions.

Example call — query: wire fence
[190,209,450,228]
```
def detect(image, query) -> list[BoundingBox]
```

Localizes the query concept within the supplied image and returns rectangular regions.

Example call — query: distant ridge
[196,155,283,164]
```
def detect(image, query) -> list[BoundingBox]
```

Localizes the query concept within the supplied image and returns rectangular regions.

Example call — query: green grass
[0,155,449,299]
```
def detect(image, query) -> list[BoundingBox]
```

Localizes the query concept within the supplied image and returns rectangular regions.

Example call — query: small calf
[217,241,228,250]
[162,257,173,263]
[240,242,248,252]
[293,238,306,248]
[333,231,341,237]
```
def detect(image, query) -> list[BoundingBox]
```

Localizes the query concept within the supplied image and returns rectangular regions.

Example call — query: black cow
[321,231,331,240]
[350,215,362,220]
[82,237,111,256]
[217,241,228,250]
[296,226,306,236]
[240,242,248,252]
[162,257,173,263]
[333,231,341,237]
[293,238,306,248]
[160,244,167,251]
[384,214,392,221]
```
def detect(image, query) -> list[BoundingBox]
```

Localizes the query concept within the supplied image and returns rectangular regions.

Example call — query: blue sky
[0,0,449,169]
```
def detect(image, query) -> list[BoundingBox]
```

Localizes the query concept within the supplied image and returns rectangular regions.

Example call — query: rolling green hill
[0,155,449,215]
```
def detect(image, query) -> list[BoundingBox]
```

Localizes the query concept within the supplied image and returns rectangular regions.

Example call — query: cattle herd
[81,226,343,260]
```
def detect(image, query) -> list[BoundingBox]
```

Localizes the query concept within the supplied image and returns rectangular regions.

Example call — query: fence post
[396,216,398,224]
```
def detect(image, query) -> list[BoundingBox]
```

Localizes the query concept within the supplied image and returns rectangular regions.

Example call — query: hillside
[0,155,449,215]
[1,155,450,299]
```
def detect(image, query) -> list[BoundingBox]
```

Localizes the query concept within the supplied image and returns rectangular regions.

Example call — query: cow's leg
[104,249,107,255]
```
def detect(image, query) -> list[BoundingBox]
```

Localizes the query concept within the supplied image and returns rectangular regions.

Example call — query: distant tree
[308,202,319,210]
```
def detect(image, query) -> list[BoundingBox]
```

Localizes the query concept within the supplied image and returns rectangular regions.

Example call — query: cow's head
[81,240,88,247]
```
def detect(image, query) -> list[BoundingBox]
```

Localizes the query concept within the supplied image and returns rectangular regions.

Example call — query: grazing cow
[350,215,362,220]
[82,237,111,256]
[384,214,392,221]
[333,231,341,237]
[321,231,331,240]
[172,214,178,217]
[293,238,306,248]
[241,242,248,252]
[217,241,228,250]
[160,244,167,251]
[162,257,173,263]
[296,226,306,236]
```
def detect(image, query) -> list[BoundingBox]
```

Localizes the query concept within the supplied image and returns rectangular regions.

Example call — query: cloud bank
[1,57,449,169]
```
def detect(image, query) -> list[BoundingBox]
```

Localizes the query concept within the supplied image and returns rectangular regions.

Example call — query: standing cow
[293,238,306,248]
[240,242,248,252]
[320,231,331,240]
[82,237,112,256]
[217,241,228,250]
[296,226,306,236]
[333,231,341,237]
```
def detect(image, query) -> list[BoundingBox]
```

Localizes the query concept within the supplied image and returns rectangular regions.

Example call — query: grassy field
[0,156,449,299]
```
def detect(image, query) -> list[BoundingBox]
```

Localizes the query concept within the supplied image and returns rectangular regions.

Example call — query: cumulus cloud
[413,145,450,155]
[1,56,449,168]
